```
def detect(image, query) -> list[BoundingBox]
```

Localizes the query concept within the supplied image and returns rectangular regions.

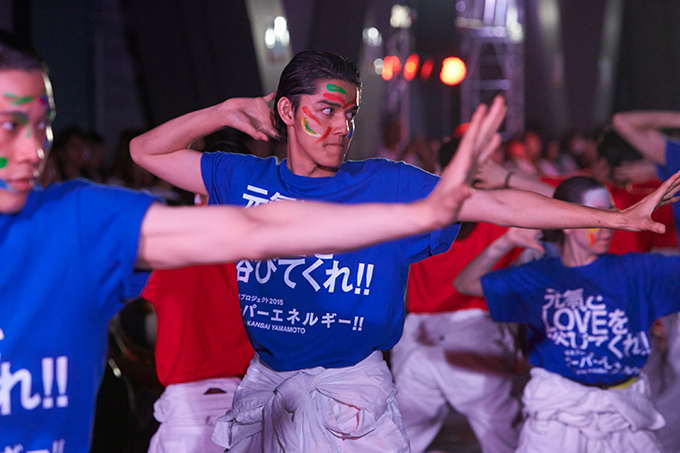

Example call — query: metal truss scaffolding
[457,0,525,139]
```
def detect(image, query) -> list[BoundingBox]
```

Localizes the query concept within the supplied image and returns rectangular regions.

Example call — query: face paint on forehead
[4,92,36,106]
[582,187,612,209]
[323,83,357,109]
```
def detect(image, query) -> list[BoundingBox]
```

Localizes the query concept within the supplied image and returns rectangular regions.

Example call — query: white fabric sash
[519,368,665,452]
[212,351,409,453]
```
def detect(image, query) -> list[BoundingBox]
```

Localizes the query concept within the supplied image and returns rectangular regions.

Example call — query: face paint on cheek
[301,117,321,137]
[348,121,354,140]
[314,128,331,143]
[585,228,600,247]
[0,157,7,169]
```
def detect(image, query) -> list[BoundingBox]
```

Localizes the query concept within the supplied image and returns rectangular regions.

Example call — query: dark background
[3,0,680,157]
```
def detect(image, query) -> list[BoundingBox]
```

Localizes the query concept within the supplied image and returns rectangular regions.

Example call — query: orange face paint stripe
[301,117,320,137]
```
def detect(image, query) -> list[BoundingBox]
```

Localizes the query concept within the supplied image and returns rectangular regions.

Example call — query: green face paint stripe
[343,98,357,109]
[4,93,35,105]
[0,157,7,169]
[11,112,29,125]
[326,84,347,95]
[302,117,320,136]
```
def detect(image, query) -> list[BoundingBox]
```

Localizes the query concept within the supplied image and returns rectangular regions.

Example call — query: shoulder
[203,151,277,167]
[38,179,158,214]
[347,158,438,181]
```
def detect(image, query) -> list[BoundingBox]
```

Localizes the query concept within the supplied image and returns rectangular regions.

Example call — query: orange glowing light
[440,57,466,86]
[403,54,420,81]
[381,56,402,81]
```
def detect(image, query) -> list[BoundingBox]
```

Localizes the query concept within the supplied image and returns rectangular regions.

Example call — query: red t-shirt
[607,181,678,253]
[406,222,523,313]
[142,263,254,386]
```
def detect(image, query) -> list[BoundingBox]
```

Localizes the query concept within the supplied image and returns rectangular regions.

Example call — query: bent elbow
[129,135,145,165]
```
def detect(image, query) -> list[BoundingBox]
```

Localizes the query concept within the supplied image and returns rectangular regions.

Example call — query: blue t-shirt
[201,153,459,371]
[482,253,680,386]
[657,139,680,243]
[0,180,156,453]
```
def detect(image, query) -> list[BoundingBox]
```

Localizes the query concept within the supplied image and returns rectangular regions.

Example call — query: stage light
[381,56,402,81]
[403,54,420,81]
[420,58,434,81]
[440,57,466,86]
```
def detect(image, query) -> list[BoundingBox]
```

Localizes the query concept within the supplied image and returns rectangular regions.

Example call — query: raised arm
[473,160,556,197]
[612,111,680,165]
[136,96,508,270]
[129,93,277,195]
[454,227,544,297]
[457,170,680,233]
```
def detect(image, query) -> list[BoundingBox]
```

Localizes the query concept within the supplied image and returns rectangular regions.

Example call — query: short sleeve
[482,265,537,324]
[625,254,680,320]
[395,163,460,264]
[201,151,250,205]
[78,184,158,318]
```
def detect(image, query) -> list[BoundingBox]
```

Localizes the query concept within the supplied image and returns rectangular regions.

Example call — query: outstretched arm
[137,198,457,269]
[612,111,680,165]
[457,170,680,233]
[129,93,277,195]
[454,228,544,297]
[136,96,507,269]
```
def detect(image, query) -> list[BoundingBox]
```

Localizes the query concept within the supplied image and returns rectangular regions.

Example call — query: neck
[561,240,599,268]
[285,156,338,178]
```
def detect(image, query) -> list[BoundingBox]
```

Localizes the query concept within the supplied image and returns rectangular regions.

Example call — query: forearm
[130,103,225,162]
[454,234,515,297]
[505,171,555,197]
[137,199,443,269]
[612,111,679,164]
[458,188,629,230]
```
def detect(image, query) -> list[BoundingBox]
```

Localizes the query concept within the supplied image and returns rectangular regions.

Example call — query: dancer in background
[455,176,680,452]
